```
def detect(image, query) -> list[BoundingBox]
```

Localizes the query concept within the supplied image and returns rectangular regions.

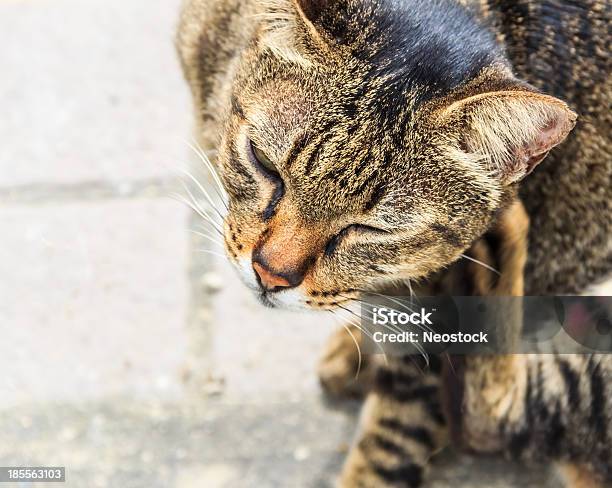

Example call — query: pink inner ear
[524,150,550,176]
[516,114,575,179]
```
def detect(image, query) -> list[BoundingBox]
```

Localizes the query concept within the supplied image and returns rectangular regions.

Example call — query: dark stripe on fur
[379,418,436,450]
[508,368,534,458]
[428,399,446,426]
[376,382,440,405]
[374,367,418,392]
[284,132,309,169]
[557,358,581,410]
[370,461,423,488]
[360,433,407,458]
[544,401,566,457]
[305,130,334,175]
[231,95,245,119]
[225,146,257,200]
[430,223,463,248]
[260,181,284,221]
[588,358,608,446]
[363,182,386,212]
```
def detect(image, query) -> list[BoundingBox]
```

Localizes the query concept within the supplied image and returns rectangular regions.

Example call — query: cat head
[215,0,576,309]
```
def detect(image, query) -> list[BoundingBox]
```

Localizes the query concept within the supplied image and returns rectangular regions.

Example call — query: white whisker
[197,249,229,260]
[191,139,225,193]
[338,296,429,363]
[179,169,226,220]
[185,139,228,206]
[169,193,224,235]
[179,181,220,221]
[189,229,224,247]
[461,253,501,275]
[406,279,418,308]
[331,310,388,365]
[329,311,362,379]
[407,280,414,298]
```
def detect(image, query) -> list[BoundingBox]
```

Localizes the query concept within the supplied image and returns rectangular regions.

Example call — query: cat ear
[443,90,577,184]
[291,0,333,49]
[293,0,328,24]
[260,0,344,65]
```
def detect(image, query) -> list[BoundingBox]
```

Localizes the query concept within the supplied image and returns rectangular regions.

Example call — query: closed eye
[352,224,390,235]
[324,224,390,256]
[247,139,281,179]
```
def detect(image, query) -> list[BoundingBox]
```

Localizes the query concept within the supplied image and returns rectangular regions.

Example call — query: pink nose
[252,262,292,291]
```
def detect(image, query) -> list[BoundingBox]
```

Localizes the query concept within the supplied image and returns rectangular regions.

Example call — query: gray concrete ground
[0,0,558,487]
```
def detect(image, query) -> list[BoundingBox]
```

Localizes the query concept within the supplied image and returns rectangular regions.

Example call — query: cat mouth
[253,287,357,311]
[231,256,360,311]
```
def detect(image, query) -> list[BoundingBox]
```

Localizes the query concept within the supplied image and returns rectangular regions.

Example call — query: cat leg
[338,357,447,488]
[453,199,531,451]
[318,324,382,398]
[317,282,418,398]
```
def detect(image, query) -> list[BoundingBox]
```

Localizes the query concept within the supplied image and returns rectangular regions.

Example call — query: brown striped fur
[321,202,612,487]
[457,203,611,486]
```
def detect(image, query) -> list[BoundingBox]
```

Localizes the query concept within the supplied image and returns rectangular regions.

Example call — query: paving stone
[208,259,338,399]
[0,398,555,488]
[0,0,191,187]
[0,199,189,407]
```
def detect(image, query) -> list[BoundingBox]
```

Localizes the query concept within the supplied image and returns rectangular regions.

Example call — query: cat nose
[252,258,304,292]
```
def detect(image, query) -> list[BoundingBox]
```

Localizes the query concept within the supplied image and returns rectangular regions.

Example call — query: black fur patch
[261,182,285,221]
[557,358,581,409]
[588,358,608,445]
[371,461,424,488]
[352,0,503,106]
[363,182,386,211]
[379,418,436,450]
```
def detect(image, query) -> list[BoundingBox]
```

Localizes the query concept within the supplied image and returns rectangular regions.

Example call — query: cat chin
[257,288,318,312]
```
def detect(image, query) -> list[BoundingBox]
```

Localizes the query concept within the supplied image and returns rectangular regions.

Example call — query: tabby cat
[176,0,611,486]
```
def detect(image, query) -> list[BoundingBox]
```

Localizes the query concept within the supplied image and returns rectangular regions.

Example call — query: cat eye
[249,140,279,176]
[353,224,390,235]
[325,224,390,257]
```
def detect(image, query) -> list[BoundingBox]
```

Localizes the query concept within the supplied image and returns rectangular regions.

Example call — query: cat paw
[317,325,378,398]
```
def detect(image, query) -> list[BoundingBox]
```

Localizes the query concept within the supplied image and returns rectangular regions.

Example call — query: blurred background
[0,0,557,486]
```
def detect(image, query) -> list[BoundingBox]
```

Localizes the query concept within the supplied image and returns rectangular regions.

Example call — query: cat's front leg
[338,357,447,488]
[454,199,530,451]
[318,281,437,399]
[318,324,382,398]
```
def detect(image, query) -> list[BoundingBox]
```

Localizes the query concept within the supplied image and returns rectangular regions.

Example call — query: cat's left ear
[292,0,347,42]
[290,0,333,49]
[441,90,577,184]
[293,0,328,24]
[260,0,347,64]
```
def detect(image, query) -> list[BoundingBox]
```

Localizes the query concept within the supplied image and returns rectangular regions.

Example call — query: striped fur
[458,202,612,486]
[320,202,612,486]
